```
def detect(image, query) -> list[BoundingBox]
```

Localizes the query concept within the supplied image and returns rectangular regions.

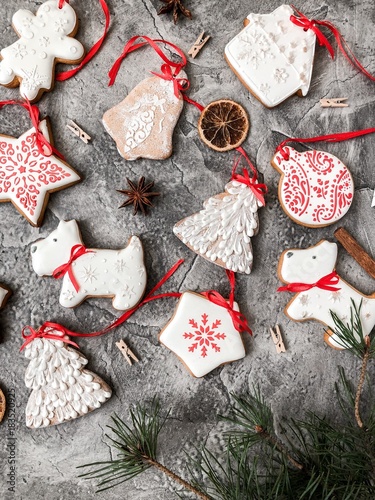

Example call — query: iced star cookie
[225,5,316,107]
[0,0,84,102]
[278,240,375,349]
[102,73,186,161]
[30,220,147,311]
[159,291,246,378]
[0,119,81,227]
[271,147,354,227]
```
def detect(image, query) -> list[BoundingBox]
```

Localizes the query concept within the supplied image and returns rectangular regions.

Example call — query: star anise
[117,177,160,216]
[158,0,192,24]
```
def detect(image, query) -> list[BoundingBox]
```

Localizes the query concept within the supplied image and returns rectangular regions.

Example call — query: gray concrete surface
[0,0,375,498]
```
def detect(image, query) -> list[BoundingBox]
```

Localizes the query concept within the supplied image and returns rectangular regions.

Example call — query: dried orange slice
[198,99,249,152]
[0,388,5,423]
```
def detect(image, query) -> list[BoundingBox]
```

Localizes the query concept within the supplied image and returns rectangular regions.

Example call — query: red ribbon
[52,244,94,293]
[276,127,375,161]
[21,324,79,351]
[231,147,267,206]
[290,5,375,81]
[277,271,341,293]
[20,259,185,351]
[202,270,252,335]
[0,99,64,158]
[151,63,190,100]
[56,0,110,81]
[108,35,203,109]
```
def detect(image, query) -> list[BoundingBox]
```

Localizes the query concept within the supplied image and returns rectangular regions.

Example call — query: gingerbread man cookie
[272,147,354,227]
[159,291,246,378]
[0,0,84,102]
[103,73,186,161]
[0,119,81,227]
[31,220,147,311]
[278,240,375,349]
[225,5,316,107]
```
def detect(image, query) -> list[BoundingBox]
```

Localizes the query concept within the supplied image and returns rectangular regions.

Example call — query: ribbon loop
[231,148,267,206]
[202,290,252,335]
[52,244,94,292]
[21,324,79,351]
[151,63,190,99]
[290,5,375,81]
[277,271,341,293]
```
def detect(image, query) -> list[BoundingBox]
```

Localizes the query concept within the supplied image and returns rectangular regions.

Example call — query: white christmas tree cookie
[225,5,316,107]
[272,147,354,227]
[102,73,185,161]
[278,240,375,349]
[159,291,246,378]
[31,220,147,310]
[0,0,84,102]
[23,326,112,428]
[173,180,263,274]
[0,119,80,227]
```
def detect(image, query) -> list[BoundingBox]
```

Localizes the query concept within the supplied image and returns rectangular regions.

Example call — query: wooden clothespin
[188,31,210,59]
[66,120,91,144]
[116,339,139,366]
[320,98,348,108]
[269,325,286,354]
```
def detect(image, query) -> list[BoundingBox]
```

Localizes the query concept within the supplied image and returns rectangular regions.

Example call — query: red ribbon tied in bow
[277,271,341,293]
[20,324,79,352]
[151,63,190,99]
[231,148,267,206]
[290,7,334,58]
[52,244,94,292]
[202,290,252,335]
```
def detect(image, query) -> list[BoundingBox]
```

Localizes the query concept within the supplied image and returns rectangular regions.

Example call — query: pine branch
[78,398,208,499]
[355,335,371,429]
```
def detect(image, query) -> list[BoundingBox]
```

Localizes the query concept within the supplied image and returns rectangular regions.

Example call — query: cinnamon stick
[334,227,375,280]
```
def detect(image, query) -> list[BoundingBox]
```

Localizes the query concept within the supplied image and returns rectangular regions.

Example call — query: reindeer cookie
[0,0,84,102]
[278,240,375,349]
[272,147,354,227]
[31,220,147,310]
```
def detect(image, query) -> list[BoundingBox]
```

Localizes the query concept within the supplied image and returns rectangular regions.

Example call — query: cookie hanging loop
[58,0,68,9]
[231,147,267,206]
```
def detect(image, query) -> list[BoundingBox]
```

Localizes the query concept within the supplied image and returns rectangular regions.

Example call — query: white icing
[225,5,316,107]
[0,120,80,226]
[159,291,246,378]
[273,147,354,227]
[30,220,147,311]
[102,74,185,161]
[0,0,84,100]
[24,327,112,428]
[173,180,263,274]
[0,285,9,307]
[279,240,375,349]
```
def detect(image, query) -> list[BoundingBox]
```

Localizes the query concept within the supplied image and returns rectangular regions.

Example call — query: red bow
[20,324,79,351]
[151,63,189,99]
[52,244,94,292]
[202,290,252,335]
[231,147,267,206]
[277,271,340,293]
[290,5,375,82]
[290,7,334,58]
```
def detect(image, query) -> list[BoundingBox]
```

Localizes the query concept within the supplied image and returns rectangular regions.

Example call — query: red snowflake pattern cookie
[271,146,354,228]
[0,119,80,226]
[159,291,245,378]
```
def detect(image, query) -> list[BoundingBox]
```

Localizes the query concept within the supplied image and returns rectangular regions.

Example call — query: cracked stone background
[1,0,375,498]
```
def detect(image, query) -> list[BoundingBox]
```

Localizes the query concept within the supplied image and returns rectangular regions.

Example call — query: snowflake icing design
[259,83,271,96]
[328,291,342,303]
[39,36,50,48]
[62,290,76,302]
[80,265,98,283]
[114,259,128,273]
[298,294,309,306]
[0,126,75,222]
[120,284,136,298]
[54,18,68,33]
[274,68,288,84]
[21,16,33,28]
[183,313,226,358]
[12,43,27,59]
[21,66,47,91]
